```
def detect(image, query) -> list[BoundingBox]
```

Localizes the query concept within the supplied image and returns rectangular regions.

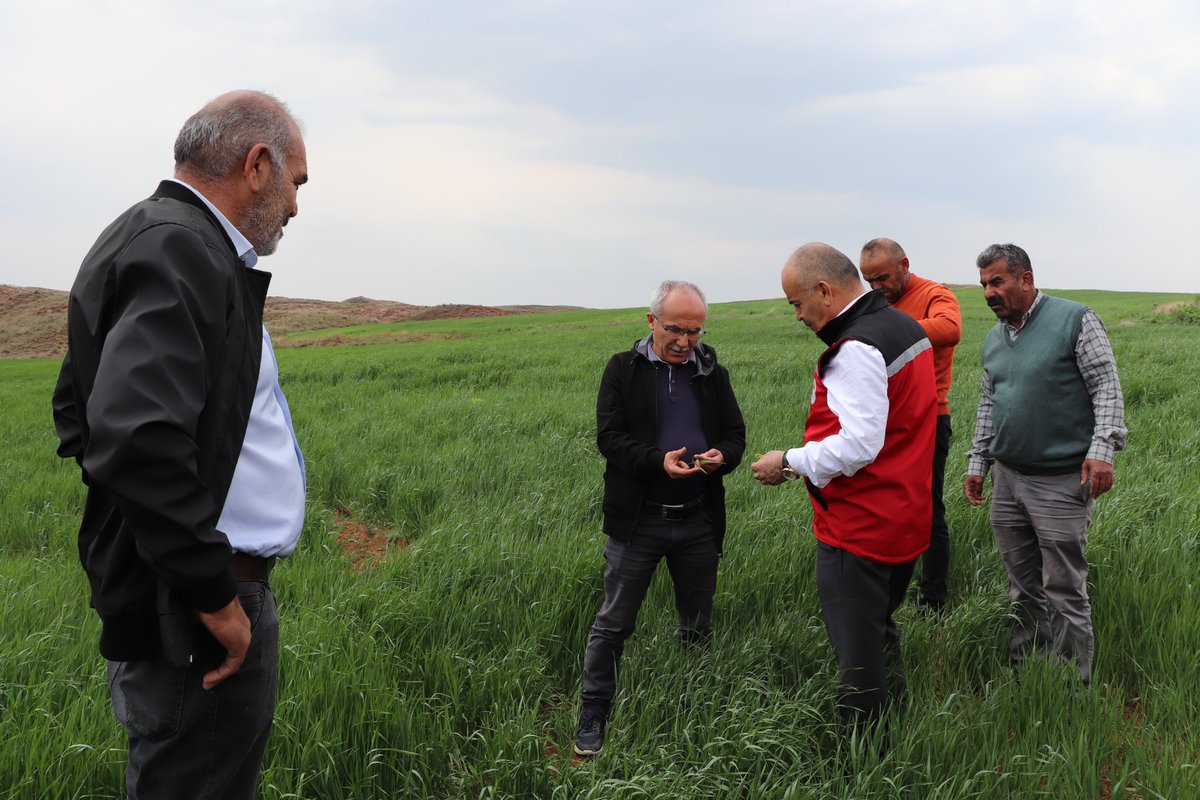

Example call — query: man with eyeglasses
[574,280,746,757]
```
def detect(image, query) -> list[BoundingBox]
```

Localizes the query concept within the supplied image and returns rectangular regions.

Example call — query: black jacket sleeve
[53,352,84,465]
[706,363,746,477]
[596,353,666,479]
[78,224,238,611]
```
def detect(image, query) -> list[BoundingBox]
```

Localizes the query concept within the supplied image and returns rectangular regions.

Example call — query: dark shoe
[574,708,607,756]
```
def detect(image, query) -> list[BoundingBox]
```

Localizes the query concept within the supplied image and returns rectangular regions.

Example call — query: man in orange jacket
[860,238,962,613]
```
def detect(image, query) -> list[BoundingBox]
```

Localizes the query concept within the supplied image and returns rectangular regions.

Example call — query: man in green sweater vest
[964,243,1126,687]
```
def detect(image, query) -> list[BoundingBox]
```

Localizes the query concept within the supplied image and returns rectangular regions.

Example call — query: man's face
[859,250,909,304]
[244,125,308,256]
[646,289,707,364]
[979,258,1034,325]
[782,269,833,333]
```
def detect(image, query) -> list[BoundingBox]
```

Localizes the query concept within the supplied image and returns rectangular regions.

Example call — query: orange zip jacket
[892,274,961,415]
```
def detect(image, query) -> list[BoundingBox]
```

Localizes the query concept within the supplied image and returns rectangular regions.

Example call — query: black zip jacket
[596,336,746,552]
[52,181,268,661]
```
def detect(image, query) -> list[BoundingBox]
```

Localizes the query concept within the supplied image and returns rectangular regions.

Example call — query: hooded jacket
[596,336,746,552]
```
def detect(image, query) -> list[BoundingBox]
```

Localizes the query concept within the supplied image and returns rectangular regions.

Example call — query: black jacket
[52,181,269,661]
[596,336,746,551]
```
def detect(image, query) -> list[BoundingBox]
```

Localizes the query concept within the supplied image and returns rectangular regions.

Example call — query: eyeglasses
[653,316,705,339]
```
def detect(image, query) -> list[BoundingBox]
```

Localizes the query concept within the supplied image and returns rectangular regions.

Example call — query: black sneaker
[573,708,607,756]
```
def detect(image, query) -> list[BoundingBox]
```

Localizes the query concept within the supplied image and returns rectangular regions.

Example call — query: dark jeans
[107,581,279,800]
[918,413,953,606]
[815,541,915,728]
[580,507,719,714]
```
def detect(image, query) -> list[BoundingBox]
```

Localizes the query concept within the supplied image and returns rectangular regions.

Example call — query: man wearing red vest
[752,243,937,729]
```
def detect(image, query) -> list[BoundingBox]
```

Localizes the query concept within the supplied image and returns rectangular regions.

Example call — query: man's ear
[816,280,833,304]
[243,143,273,192]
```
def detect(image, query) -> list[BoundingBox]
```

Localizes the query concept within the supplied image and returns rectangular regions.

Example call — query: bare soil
[332,505,404,571]
[0,284,580,360]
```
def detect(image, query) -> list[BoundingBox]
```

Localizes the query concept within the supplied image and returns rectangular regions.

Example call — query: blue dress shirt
[171,179,306,557]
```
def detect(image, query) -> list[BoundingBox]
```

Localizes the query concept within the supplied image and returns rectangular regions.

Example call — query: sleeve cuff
[966,458,990,478]
[184,569,239,613]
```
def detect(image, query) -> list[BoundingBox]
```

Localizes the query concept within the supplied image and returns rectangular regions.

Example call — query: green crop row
[1,288,1196,798]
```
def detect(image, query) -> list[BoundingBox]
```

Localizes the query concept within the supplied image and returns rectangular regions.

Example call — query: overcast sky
[2,1,1195,308]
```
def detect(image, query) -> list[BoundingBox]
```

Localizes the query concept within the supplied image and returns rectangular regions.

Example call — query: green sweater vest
[982,295,1093,474]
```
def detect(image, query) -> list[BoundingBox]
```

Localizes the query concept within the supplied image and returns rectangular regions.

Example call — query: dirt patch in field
[333,506,406,570]
[1,284,583,359]
[1151,299,1200,325]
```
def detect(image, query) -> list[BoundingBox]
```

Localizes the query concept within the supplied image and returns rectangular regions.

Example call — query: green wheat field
[2,288,1198,799]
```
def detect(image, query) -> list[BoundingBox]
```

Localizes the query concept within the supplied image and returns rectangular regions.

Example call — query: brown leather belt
[230,553,275,582]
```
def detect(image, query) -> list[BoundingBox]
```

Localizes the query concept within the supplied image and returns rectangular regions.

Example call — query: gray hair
[174,91,301,181]
[976,243,1032,276]
[650,280,707,317]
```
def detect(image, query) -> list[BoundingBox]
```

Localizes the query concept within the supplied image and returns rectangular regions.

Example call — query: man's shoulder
[99,191,227,257]
[75,194,239,301]
[981,321,1007,348]
[1039,293,1089,315]
[874,302,927,338]
[904,273,957,302]
[602,342,646,376]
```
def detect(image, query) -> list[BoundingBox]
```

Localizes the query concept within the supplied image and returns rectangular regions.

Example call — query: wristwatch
[781,451,799,481]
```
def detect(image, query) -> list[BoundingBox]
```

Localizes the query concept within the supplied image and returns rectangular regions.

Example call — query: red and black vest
[805,291,937,564]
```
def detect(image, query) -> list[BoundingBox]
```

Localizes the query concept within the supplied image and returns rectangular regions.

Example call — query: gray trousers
[991,462,1095,685]
[580,507,719,714]
[107,581,279,799]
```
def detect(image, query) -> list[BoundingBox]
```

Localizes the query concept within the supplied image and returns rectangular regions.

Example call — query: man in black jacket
[52,91,308,799]
[574,280,746,757]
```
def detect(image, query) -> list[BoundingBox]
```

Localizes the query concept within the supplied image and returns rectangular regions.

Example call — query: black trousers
[918,413,953,605]
[580,507,719,714]
[815,541,915,727]
[107,581,278,800]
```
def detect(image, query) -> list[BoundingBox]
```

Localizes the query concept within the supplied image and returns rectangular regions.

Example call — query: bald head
[861,237,905,262]
[781,243,865,333]
[783,243,863,290]
[174,90,302,182]
[169,91,309,257]
[859,237,911,303]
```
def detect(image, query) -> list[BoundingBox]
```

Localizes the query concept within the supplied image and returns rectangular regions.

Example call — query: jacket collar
[816,289,888,347]
[150,180,239,259]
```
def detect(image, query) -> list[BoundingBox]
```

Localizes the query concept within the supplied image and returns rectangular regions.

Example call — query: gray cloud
[1,0,1195,308]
